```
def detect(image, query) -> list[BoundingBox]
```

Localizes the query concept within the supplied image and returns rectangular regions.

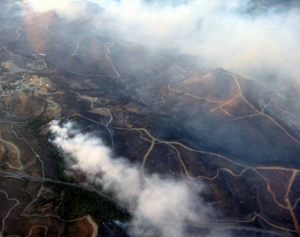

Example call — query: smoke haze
[50,121,228,237]
[27,0,300,84]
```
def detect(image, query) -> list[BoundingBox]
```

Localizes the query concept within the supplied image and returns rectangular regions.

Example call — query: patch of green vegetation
[57,156,77,183]
[29,115,52,133]
[57,185,130,221]
[49,150,129,222]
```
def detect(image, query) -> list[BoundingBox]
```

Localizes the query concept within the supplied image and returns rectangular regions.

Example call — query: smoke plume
[50,121,228,237]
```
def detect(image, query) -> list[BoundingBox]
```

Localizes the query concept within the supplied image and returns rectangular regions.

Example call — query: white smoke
[25,0,87,19]
[26,0,300,83]
[49,121,227,237]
